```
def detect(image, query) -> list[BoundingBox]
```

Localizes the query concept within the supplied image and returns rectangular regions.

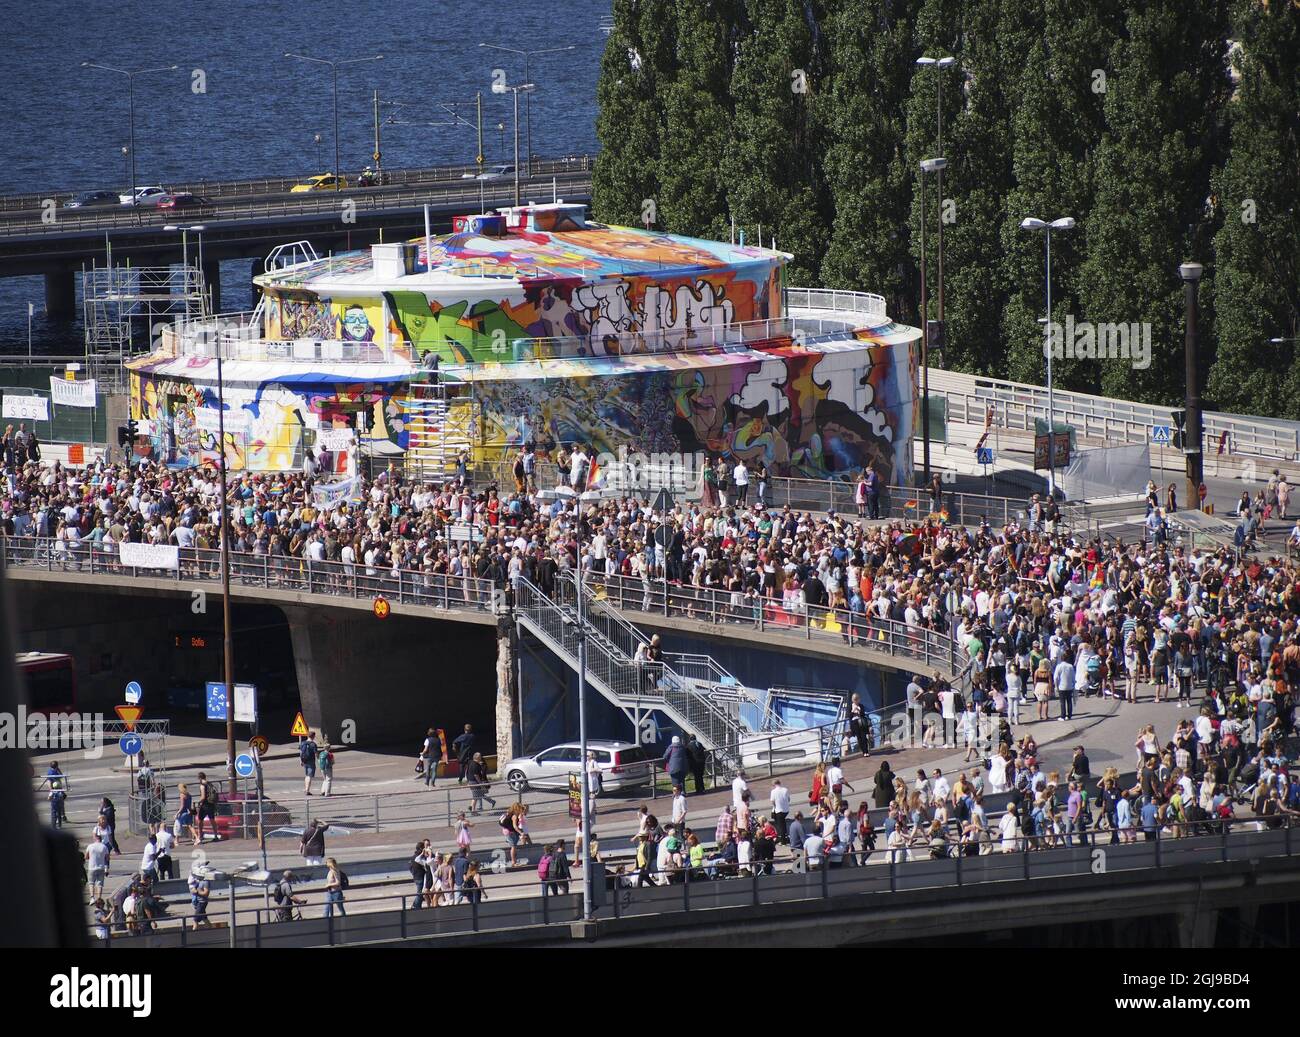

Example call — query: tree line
[592,0,1299,418]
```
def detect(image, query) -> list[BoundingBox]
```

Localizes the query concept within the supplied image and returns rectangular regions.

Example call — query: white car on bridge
[119,185,168,206]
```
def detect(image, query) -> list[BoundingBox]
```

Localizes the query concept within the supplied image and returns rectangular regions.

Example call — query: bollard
[374,796,380,832]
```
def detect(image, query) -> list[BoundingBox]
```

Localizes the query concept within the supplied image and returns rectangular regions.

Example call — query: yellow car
[290,174,348,193]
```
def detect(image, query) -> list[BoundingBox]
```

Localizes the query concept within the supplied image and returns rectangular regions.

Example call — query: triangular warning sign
[115,704,143,731]
[290,711,309,737]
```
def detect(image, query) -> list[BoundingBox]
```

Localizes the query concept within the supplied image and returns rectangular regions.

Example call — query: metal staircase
[513,574,786,755]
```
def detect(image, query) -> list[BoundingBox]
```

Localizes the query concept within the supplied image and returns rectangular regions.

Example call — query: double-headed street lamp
[915,55,956,360]
[918,157,948,486]
[479,44,575,174]
[492,82,536,207]
[284,53,384,187]
[81,62,178,203]
[1020,216,1076,499]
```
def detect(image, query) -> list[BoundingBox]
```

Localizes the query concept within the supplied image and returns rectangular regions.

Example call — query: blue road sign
[1151,425,1171,445]
[124,681,142,705]
[234,753,255,778]
[205,681,228,722]
[119,733,142,756]
[976,447,994,466]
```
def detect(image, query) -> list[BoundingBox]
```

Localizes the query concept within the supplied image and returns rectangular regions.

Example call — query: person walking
[1053,650,1076,722]
[770,777,792,844]
[324,857,347,918]
[670,784,688,833]
[86,833,110,902]
[300,730,318,795]
[417,727,439,786]
[466,752,496,813]
[174,783,196,846]
[686,733,708,793]
[317,739,335,797]
[873,761,895,809]
[849,692,871,758]
[733,458,749,505]
[453,724,476,783]
[300,818,329,866]
[195,772,219,844]
[660,735,689,791]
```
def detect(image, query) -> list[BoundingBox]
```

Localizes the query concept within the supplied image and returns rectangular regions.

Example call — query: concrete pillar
[283,604,496,747]
[494,613,518,765]
[1176,906,1218,948]
[201,259,221,313]
[44,270,76,319]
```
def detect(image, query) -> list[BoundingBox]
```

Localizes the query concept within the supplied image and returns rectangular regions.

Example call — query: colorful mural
[468,338,917,484]
[129,367,411,472]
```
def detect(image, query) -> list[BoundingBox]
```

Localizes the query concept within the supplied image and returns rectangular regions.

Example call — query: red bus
[17,652,77,715]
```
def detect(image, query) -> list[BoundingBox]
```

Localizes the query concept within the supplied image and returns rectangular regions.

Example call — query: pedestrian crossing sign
[976,447,994,465]
[1151,425,1171,445]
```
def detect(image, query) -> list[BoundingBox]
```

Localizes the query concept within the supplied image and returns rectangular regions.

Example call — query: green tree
[721,0,830,286]
[1206,0,1300,418]
[1000,0,1128,393]
[819,0,922,323]
[591,0,672,226]
[658,0,739,240]
[1076,0,1230,404]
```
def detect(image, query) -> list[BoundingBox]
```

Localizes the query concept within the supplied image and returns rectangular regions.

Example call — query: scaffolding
[404,371,476,481]
[82,260,208,393]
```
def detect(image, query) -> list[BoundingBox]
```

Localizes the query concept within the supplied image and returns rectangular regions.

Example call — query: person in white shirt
[154,824,176,881]
[732,771,748,811]
[931,769,951,803]
[86,835,110,899]
[998,809,1020,852]
[671,786,687,830]
[733,461,750,505]
[770,779,792,843]
[824,758,854,800]
[939,687,958,747]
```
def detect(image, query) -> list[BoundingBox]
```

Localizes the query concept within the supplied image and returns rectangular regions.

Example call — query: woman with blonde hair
[809,761,827,808]
[1034,657,1052,721]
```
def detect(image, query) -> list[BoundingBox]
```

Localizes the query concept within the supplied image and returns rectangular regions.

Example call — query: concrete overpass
[0,160,591,315]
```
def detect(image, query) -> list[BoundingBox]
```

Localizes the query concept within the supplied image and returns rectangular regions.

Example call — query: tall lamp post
[1180,262,1204,510]
[81,62,178,204]
[1020,216,1076,499]
[492,83,535,207]
[918,158,946,486]
[284,53,384,188]
[916,56,955,376]
[479,43,575,174]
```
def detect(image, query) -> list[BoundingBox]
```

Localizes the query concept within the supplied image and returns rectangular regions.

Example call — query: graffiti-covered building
[127,203,921,482]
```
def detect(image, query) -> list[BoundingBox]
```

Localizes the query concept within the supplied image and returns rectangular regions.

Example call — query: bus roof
[16,652,72,666]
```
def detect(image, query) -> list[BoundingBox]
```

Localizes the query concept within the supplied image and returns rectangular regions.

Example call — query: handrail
[0,535,499,613]
[578,571,962,679]
[513,575,750,751]
[90,814,1300,947]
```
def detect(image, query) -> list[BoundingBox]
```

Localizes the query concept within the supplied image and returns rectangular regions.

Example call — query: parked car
[290,173,348,192]
[502,739,653,793]
[63,190,120,209]
[119,185,168,206]
[157,192,205,210]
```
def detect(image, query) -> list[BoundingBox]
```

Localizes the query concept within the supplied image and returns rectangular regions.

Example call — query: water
[0,0,608,352]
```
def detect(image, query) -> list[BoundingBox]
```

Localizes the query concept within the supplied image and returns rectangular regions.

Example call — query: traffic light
[117,418,139,447]
[1170,409,1186,451]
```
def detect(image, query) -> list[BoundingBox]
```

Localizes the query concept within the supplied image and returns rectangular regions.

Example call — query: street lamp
[496,122,506,161]
[918,157,947,486]
[120,147,129,193]
[916,55,956,380]
[313,133,323,170]
[163,224,206,318]
[81,62,178,204]
[209,861,268,949]
[490,82,535,207]
[1020,216,1076,499]
[1269,337,1299,344]
[479,44,575,174]
[1180,261,1204,510]
[284,53,384,189]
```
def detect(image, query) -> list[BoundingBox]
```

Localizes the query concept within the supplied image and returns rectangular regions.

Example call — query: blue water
[0,0,608,351]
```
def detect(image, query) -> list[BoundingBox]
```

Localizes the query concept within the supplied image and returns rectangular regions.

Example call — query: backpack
[318,749,331,771]
[299,741,313,764]
[338,871,350,890]
[498,811,513,830]
[537,854,552,881]
[204,783,219,807]
[273,883,288,905]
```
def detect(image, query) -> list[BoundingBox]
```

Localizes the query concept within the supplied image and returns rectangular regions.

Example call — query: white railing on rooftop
[163,287,894,367]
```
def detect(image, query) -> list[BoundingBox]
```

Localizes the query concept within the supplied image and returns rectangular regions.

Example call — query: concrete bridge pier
[201,259,221,313]
[282,604,497,749]
[44,270,75,319]
[1176,904,1219,948]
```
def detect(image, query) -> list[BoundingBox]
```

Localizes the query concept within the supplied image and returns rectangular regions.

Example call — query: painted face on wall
[340,305,374,342]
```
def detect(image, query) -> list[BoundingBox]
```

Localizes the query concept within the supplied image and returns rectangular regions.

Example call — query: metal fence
[90,814,1300,948]
[579,570,963,678]
[0,536,499,613]
[0,173,594,235]
[0,155,595,215]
